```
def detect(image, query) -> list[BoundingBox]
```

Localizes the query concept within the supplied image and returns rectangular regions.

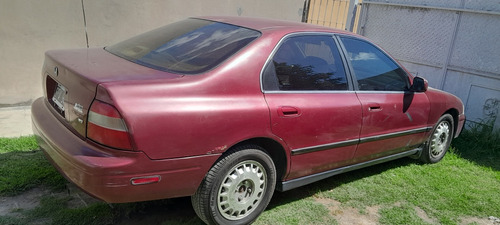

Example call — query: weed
[453,121,500,170]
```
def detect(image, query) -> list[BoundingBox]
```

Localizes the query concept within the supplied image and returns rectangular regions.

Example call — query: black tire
[420,114,454,163]
[191,145,276,225]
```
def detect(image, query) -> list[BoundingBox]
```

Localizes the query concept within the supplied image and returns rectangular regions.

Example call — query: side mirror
[411,76,428,92]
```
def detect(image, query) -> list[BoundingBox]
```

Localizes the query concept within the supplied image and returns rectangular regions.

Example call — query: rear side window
[106,19,260,74]
[340,37,409,91]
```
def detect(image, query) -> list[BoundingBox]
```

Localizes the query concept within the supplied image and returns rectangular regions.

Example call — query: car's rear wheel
[420,114,454,163]
[192,145,276,225]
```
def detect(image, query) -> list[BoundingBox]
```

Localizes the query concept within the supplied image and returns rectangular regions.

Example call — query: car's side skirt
[291,126,431,156]
[277,147,421,192]
[359,127,432,144]
[291,139,359,156]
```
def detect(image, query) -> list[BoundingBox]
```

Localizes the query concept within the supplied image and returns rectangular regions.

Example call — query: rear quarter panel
[103,36,281,160]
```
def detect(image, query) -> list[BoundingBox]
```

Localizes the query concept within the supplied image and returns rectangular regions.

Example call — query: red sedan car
[32,16,465,224]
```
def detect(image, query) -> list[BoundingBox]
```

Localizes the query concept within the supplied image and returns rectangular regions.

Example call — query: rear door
[262,34,362,180]
[338,36,431,162]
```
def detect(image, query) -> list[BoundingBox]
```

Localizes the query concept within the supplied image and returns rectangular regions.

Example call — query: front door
[338,36,431,162]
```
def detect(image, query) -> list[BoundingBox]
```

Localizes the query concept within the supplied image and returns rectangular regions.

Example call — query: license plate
[52,83,66,112]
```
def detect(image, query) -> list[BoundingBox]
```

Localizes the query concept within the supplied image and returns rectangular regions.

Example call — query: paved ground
[0,106,33,138]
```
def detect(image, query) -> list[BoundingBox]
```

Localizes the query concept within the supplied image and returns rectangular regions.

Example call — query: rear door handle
[278,106,301,117]
[367,103,382,112]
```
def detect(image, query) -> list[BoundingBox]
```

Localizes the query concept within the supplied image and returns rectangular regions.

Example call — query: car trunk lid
[43,47,183,139]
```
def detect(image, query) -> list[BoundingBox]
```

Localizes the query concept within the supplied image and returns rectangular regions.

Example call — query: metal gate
[303,0,360,31]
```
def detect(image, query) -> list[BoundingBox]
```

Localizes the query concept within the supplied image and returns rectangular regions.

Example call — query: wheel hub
[217,160,266,220]
[236,180,253,203]
[430,121,450,158]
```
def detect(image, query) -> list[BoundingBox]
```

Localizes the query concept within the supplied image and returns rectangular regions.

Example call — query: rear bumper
[31,97,218,203]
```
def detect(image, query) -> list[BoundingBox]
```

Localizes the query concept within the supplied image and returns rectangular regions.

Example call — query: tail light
[87,100,133,150]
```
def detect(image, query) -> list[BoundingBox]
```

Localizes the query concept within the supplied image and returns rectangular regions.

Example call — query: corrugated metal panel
[306,0,351,29]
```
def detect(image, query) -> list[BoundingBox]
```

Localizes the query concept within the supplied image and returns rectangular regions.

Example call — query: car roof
[195,16,358,36]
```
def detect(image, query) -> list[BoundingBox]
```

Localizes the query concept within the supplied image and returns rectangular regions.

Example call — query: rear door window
[263,35,348,91]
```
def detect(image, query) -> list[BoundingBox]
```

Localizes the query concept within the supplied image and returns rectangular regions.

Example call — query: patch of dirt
[0,187,49,217]
[460,216,500,225]
[413,206,438,224]
[0,184,200,224]
[64,183,101,208]
[314,197,380,225]
[0,184,100,217]
[314,198,500,225]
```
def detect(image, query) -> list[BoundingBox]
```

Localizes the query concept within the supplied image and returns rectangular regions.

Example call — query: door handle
[278,106,301,117]
[367,103,382,112]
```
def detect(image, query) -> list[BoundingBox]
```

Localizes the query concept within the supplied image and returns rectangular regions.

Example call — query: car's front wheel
[192,145,276,225]
[420,114,454,163]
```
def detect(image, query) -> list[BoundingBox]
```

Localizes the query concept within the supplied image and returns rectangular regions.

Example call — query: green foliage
[0,136,65,196]
[315,151,500,224]
[453,122,500,170]
[0,216,23,225]
[0,136,38,153]
[0,150,66,196]
[255,198,337,225]
[379,203,432,225]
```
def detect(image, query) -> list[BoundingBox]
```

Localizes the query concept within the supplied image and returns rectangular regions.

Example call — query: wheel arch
[443,108,459,137]
[224,137,288,183]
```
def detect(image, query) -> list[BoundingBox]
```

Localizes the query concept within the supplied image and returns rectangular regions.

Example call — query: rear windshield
[105,18,261,74]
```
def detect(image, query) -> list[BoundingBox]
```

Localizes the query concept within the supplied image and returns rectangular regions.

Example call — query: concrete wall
[0,0,305,106]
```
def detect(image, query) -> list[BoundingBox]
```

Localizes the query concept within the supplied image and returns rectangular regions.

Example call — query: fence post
[345,0,357,31]
[302,0,311,22]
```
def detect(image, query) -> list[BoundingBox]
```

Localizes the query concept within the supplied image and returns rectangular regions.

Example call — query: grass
[314,150,499,224]
[0,137,65,196]
[452,122,500,170]
[0,136,39,154]
[256,197,337,224]
[0,125,499,224]
[378,203,432,225]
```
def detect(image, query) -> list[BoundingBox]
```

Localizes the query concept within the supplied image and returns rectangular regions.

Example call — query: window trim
[260,32,354,93]
[335,34,412,93]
